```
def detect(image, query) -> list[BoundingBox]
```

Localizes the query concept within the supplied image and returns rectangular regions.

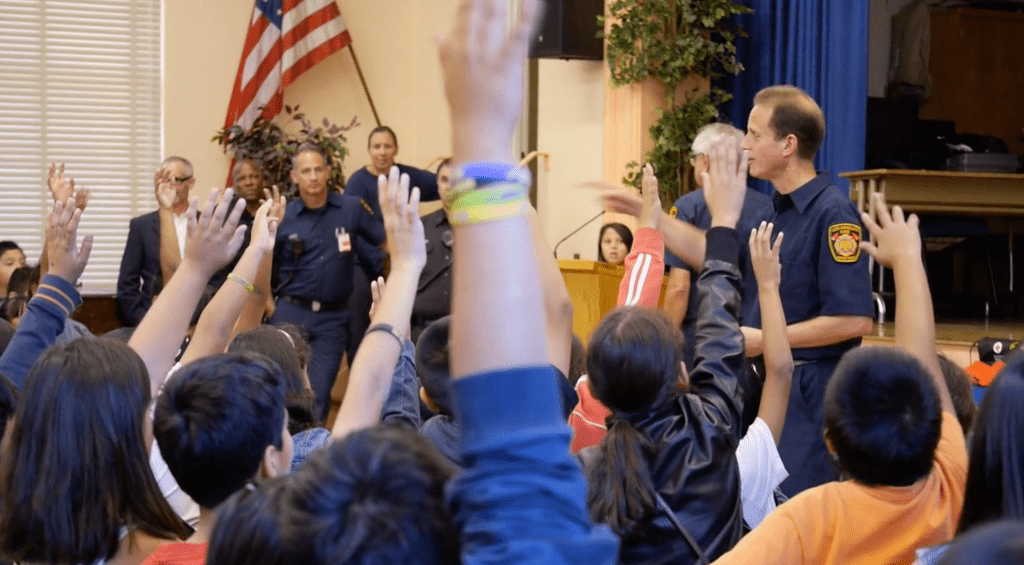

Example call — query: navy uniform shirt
[772,172,873,360]
[666,188,772,363]
[413,208,453,321]
[272,192,386,303]
[345,164,440,222]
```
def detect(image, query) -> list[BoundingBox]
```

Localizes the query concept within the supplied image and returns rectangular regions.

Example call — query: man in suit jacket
[116,156,196,326]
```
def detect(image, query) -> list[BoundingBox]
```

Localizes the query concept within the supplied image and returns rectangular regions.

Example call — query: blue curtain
[717,0,869,195]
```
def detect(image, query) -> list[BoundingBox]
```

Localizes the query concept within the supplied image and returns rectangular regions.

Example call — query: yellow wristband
[227,273,255,293]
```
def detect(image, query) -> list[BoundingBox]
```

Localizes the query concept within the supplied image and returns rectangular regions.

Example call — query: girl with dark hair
[597,223,633,265]
[580,165,755,564]
[343,126,441,220]
[0,339,191,565]
[229,324,329,472]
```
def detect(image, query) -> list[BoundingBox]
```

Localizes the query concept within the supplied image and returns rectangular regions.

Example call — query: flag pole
[347,43,381,127]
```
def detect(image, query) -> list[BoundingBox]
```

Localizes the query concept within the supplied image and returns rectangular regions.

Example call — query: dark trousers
[347,264,373,364]
[777,357,842,497]
[271,299,349,421]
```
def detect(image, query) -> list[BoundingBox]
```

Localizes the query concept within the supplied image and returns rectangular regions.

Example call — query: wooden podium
[559,260,669,341]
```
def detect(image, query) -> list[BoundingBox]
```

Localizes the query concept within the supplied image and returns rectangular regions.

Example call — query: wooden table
[840,169,1024,319]
[840,169,1024,217]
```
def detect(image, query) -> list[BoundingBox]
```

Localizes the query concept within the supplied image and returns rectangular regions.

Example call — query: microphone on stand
[552,210,605,258]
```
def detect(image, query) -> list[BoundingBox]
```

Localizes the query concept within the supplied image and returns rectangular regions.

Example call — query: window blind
[0,0,161,295]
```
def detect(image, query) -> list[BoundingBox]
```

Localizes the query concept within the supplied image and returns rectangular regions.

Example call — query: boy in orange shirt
[712,194,968,565]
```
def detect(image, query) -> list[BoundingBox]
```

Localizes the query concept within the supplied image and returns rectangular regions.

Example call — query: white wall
[536,59,606,260]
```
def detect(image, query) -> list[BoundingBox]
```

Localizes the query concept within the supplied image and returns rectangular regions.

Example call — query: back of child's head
[824,346,942,487]
[958,349,1024,533]
[0,371,17,442]
[586,306,683,414]
[416,316,453,415]
[229,325,318,433]
[7,264,39,297]
[154,351,288,509]
[937,354,977,435]
[938,519,1024,565]
[208,425,459,565]
[567,333,586,387]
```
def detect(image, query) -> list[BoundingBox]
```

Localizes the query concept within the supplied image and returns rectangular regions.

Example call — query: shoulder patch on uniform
[668,205,678,218]
[828,223,861,263]
[359,198,374,216]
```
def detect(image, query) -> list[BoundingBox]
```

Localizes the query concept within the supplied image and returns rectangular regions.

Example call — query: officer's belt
[279,295,347,313]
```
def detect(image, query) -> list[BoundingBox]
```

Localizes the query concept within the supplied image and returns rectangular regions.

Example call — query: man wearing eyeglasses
[116,156,197,327]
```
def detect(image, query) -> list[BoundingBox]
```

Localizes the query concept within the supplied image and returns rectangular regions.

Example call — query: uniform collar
[777,172,833,214]
[296,191,343,214]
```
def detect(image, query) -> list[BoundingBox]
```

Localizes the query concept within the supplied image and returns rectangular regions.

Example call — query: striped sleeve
[617,227,665,308]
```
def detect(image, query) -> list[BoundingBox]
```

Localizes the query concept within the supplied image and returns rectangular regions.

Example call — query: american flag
[224,0,352,131]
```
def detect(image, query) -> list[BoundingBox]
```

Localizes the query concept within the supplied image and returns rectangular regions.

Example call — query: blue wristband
[456,162,532,187]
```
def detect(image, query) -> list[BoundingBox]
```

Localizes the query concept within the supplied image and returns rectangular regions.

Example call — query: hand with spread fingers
[182,188,248,277]
[249,197,281,256]
[377,166,426,272]
[860,192,921,269]
[48,162,89,210]
[46,194,94,285]
[702,134,749,228]
[437,0,541,164]
[749,221,783,289]
[639,163,662,230]
[154,167,177,211]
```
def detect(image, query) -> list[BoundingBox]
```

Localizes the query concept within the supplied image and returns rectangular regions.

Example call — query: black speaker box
[529,0,604,60]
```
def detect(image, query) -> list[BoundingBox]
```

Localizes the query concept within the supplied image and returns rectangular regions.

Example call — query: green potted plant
[213,105,358,198]
[602,0,751,205]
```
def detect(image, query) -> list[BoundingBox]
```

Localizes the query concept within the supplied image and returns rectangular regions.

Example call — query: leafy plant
[213,106,358,199]
[601,0,751,205]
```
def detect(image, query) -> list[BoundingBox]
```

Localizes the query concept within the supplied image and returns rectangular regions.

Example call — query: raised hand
[437,0,541,164]
[749,221,783,289]
[183,188,247,277]
[262,185,286,224]
[249,197,281,255]
[154,167,176,210]
[378,167,425,272]
[639,163,662,230]
[47,162,88,210]
[592,182,643,217]
[46,195,94,285]
[367,275,386,319]
[701,134,748,229]
[860,192,921,269]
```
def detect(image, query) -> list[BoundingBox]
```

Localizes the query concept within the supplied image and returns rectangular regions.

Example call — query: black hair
[597,223,634,263]
[0,241,22,256]
[0,318,14,357]
[0,371,17,442]
[938,519,1024,565]
[824,346,942,487]
[368,125,398,148]
[208,426,459,565]
[0,339,190,564]
[938,354,977,435]
[416,316,453,415]
[229,325,320,434]
[584,307,684,539]
[3,294,28,324]
[567,333,586,387]
[436,158,452,174]
[207,478,292,565]
[958,349,1024,533]
[282,425,458,564]
[154,352,288,509]
[7,264,39,297]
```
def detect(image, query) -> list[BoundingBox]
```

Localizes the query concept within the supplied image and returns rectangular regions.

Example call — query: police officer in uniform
[411,159,454,342]
[271,143,385,420]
